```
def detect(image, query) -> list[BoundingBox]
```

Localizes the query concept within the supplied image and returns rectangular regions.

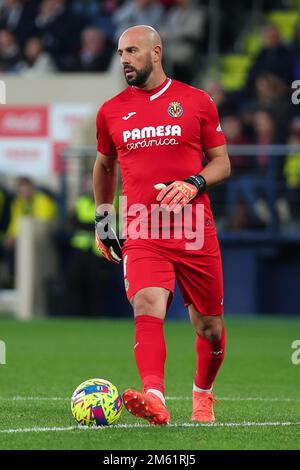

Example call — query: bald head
[119,25,162,49]
[118,25,165,88]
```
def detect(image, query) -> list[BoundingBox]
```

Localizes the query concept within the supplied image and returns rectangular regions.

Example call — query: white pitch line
[10,396,69,401]
[0,396,299,402]
[1,422,300,434]
[0,426,80,434]
[168,397,300,402]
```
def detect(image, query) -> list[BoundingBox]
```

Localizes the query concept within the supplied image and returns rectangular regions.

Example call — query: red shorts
[122,235,224,316]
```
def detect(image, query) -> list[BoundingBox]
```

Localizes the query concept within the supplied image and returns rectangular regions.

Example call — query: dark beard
[124,62,153,86]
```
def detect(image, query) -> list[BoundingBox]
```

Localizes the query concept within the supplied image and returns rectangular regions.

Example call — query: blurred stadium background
[0,0,300,321]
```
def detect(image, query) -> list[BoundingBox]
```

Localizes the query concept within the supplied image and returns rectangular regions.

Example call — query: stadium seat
[243,31,263,57]
[220,54,253,91]
[266,10,299,42]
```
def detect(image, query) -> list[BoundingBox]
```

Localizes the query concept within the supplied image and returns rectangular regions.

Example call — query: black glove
[95,213,122,264]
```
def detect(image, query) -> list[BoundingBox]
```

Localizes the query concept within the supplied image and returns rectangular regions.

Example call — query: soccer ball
[71,378,123,426]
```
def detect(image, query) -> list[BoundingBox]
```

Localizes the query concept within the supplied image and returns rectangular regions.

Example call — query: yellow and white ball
[71,378,123,426]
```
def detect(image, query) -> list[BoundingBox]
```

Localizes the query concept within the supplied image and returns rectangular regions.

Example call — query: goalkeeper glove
[154,174,207,214]
[95,212,122,264]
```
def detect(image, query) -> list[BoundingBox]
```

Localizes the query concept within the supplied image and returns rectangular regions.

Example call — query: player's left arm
[198,144,231,187]
[154,146,230,213]
[155,93,231,213]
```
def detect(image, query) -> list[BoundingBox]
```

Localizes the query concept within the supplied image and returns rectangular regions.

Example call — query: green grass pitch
[0,315,300,450]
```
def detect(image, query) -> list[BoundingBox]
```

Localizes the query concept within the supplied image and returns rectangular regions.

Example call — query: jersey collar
[130,78,172,101]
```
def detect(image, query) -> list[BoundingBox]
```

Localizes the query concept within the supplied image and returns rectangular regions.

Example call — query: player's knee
[203,327,223,342]
[197,323,223,341]
[132,292,163,318]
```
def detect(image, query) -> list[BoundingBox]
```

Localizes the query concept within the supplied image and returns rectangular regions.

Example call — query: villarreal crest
[168,101,183,118]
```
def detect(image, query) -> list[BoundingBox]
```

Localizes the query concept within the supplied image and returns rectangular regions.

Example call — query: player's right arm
[93,103,121,263]
[93,152,122,263]
[94,103,118,211]
[93,151,118,213]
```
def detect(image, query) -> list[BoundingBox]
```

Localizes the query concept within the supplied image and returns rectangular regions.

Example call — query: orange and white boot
[192,390,216,422]
[123,389,170,425]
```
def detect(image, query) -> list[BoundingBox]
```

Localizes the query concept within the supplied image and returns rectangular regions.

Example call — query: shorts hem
[185,302,224,316]
[127,284,174,307]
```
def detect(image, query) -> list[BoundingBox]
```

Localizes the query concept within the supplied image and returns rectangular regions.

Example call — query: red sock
[134,315,166,395]
[194,328,226,390]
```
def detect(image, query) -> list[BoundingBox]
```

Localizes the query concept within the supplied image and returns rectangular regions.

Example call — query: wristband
[95,211,111,225]
[95,211,108,221]
[184,174,207,194]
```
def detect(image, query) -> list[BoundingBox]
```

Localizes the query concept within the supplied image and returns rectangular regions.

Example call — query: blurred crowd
[205,21,300,231]
[0,1,294,81]
[0,0,206,74]
[1,0,299,77]
[0,175,128,317]
[0,1,300,230]
[1,1,300,311]
[0,177,56,288]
